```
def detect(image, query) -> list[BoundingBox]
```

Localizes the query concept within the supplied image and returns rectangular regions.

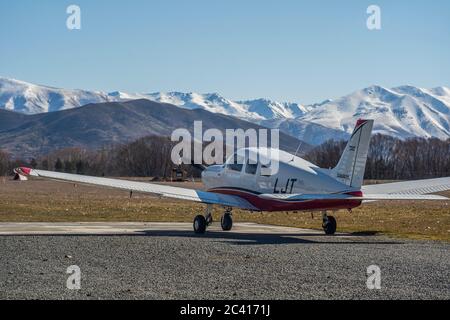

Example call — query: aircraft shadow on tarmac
[6,230,400,245]
[136,230,400,245]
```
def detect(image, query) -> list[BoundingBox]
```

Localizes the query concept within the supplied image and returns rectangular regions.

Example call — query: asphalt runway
[0,222,449,300]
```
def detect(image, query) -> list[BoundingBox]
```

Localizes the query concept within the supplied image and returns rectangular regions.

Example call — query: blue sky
[1,0,449,103]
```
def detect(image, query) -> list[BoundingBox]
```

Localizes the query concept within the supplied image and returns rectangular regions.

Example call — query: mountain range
[0,100,306,158]
[1,77,449,146]
[0,77,307,120]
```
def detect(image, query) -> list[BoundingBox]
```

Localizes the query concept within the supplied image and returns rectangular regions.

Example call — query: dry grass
[0,177,449,241]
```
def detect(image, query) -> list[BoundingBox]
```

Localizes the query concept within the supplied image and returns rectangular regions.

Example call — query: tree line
[304,134,450,180]
[1,134,449,180]
[0,136,199,179]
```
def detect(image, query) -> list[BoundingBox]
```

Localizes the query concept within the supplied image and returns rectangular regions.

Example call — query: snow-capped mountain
[1,77,449,144]
[145,92,308,120]
[238,99,308,120]
[106,91,149,101]
[0,77,307,120]
[146,92,265,119]
[0,77,114,114]
[260,118,351,146]
[297,85,450,141]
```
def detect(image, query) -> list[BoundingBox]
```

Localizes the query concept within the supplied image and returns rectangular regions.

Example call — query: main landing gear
[193,205,233,234]
[322,211,337,235]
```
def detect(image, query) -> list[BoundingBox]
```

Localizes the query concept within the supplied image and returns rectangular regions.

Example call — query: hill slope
[1,77,449,143]
[0,99,307,158]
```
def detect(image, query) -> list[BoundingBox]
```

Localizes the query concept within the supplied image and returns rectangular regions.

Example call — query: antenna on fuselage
[291,141,303,162]
[289,121,307,162]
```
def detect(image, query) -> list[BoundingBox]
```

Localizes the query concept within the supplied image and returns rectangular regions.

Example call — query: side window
[245,160,258,175]
[226,153,244,172]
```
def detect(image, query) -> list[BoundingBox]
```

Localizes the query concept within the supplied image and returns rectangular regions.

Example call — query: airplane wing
[13,167,258,210]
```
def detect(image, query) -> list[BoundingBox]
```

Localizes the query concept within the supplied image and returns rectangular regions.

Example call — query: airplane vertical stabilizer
[331,119,374,189]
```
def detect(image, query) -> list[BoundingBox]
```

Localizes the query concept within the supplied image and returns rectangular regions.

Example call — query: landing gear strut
[193,204,213,234]
[322,211,337,235]
[221,208,233,231]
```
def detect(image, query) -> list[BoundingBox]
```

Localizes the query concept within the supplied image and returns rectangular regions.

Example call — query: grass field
[0,177,449,241]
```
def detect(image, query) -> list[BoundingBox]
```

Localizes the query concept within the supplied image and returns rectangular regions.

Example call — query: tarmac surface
[0,222,449,300]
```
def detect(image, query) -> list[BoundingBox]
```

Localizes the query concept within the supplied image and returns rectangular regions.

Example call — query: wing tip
[14,167,33,176]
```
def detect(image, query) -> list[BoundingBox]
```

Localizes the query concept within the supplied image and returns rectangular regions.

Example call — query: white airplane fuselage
[201,148,363,212]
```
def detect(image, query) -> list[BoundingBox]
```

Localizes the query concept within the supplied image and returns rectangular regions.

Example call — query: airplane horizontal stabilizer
[261,193,449,201]
[362,177,450,196]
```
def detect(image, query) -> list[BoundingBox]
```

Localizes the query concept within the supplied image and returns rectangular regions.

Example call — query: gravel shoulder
[1,222,449,300]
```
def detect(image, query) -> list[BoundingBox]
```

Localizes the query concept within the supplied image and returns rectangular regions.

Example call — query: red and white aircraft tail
[331,119,374,189]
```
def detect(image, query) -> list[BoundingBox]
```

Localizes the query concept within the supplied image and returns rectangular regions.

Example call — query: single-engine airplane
[14,119,450,235]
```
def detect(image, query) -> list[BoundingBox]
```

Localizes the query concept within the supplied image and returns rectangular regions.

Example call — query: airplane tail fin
[331,119,374,189]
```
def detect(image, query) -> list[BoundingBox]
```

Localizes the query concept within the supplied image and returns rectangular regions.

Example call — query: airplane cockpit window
[245,159,258,175]
[226,153,244,172]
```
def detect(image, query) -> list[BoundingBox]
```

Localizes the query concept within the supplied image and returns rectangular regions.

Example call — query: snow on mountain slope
[145,92,308,120]
[298,85,450,140]
[260,118,350,146]
[429,86,450,105]
[1,77,449,143]
[0,77,307,120]
[107,91,149,101]
[145,92,265,119]
[0,77,114,114]
[238,99,308,120]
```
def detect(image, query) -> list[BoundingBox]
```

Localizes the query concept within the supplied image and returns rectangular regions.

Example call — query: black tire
[323,216,337,235]
[221,213,233,231]
[193,215,207,234]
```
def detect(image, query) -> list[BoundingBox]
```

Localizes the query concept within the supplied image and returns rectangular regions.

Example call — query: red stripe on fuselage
[209,188,362,212]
